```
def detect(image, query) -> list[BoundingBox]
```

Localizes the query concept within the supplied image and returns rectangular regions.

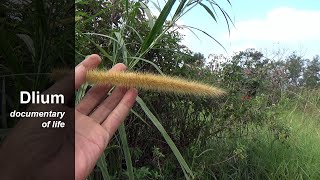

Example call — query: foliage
[75,0,320,179]
[76,0,234,179]
[1,0,319,179]
[304,55,320,88]
[286,53,305,87]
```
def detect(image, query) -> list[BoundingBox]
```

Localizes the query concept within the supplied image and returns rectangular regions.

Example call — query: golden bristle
[86,70,226,97]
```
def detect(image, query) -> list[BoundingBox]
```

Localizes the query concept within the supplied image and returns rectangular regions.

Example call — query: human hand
[0,54,138,180]
[74,54,138,179]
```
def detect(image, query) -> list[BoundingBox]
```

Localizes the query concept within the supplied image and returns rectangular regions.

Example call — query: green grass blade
[225,0,232,6]
[112,37,119,65]
[82,32,119,44]
[76,30,113,62]
[208,1,219,19]
[182,26,201,41]
[182,25,227,52]
[140,0,176,54]
[125,0,129,17]
[16,34,35,58]
[150,0,162,12]
[124,24,143,43]
[173,0,187,18]
[119,124,134,180]
[140,2,155,28]
[219,8,233,36]
[75,83,88,105]
[208,1,234,35]
[114,32,128,65]
[199,2,217,22]
[97,152,111,180]
[136,96,194,179]
[128,56,163,75]
[130,109,151,127]
[174,1,198,21]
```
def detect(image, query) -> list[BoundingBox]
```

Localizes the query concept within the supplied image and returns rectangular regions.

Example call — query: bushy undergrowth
[175,91,320,180]
[113,90,319,180]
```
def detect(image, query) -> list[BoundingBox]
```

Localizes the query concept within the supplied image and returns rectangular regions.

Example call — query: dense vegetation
[75,0,320,179]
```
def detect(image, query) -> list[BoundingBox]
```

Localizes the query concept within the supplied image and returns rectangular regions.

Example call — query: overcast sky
[149,0,320,60]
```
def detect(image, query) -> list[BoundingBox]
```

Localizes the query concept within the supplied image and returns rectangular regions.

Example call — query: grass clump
[189,100,320,179]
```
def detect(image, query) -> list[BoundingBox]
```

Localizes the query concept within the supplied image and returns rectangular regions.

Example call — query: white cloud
[228,7,320,42]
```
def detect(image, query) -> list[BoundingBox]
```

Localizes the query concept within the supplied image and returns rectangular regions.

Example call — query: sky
[148,0,320,60]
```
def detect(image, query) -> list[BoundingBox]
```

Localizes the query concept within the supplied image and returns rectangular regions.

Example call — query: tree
[228,50,269,97]
[304,55,320,88]
[286,53,305,87]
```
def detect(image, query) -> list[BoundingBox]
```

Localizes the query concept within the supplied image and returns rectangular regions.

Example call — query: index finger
[40,54,101,106]
[75,54,101,89]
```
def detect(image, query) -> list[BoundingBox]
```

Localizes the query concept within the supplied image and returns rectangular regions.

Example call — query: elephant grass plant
[75,0,233,179]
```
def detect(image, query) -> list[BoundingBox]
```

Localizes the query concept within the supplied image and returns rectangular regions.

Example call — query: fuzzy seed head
[86,70,226,97]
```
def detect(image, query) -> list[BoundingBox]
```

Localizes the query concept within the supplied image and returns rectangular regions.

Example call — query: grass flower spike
[86,70,226,97]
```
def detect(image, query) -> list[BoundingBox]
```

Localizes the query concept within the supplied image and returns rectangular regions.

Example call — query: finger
[89,87,127,123]
[75,54,101,90]
[39,54,101,106]
[76,63,127,115]
[101,88,138,135]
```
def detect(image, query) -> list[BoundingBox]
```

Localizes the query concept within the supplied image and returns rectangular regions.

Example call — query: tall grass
[188,90,320,179]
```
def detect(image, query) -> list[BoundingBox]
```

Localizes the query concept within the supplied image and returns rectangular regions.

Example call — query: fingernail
[131,88,138,94]
[75,63,85,73]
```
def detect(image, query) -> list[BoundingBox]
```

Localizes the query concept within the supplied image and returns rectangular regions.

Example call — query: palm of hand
[0,55,138,180]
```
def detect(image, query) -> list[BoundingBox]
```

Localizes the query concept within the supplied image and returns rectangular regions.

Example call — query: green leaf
[97,152,111,180]
[150,1,162,12]
[140,0,176,54]
[199,2,217,22]
[140,2,155,28]
[209,1,235,35]
[75,83,88,105]
[77,31,114,62]
[173,0,187,18]
[136,96,194,179]
[119,124,134,180]
[125,0,129,17]
[124,24,143,43]
[182,26,201,41]
[114,32,128,65]
[16,34,35,58]
[130,109,151,127]
[182,25,227,52]
[128,56,163,75]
